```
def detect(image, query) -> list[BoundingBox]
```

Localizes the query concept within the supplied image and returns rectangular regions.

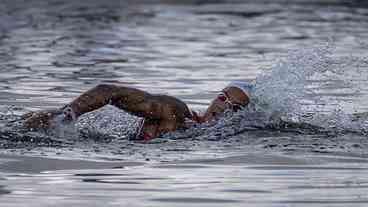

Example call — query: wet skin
[22,84,249,140]
[203,86,249,122]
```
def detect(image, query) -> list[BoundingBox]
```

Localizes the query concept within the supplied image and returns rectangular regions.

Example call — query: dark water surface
[1,0,368,206]
[2,153,368,207]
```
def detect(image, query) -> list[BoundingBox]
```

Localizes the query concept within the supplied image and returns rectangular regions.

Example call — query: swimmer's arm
[66,84,173,121]
[68,84,149,117]
[87,86,182,139]
[22,84,157,129]
[23,84,189,134]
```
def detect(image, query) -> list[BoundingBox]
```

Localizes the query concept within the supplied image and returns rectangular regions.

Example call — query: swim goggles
[217,91,244,112]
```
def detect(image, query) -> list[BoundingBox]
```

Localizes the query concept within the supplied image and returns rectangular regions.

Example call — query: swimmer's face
[203,86,249,122]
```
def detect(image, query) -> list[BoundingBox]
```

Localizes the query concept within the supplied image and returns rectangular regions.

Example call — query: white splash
[181,41,368,138]
[251,42,336,118]
[245,41,368,134]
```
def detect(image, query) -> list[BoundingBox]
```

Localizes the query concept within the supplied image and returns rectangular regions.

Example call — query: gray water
[1,0,368,206]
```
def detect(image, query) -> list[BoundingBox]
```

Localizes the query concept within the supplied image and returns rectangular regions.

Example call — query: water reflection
[0,185,11,196]
[82,179,142,185]
[1,153,368,206]
[151,197,240,203]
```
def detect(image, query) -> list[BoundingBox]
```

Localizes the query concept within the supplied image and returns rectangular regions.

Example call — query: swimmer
[21,81,253,140]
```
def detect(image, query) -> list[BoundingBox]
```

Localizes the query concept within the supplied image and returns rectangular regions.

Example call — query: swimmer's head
[202,81,253,122]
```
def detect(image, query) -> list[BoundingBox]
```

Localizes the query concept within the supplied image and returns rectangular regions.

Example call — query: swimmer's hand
[22,105,78,131]
[21,109,63,131]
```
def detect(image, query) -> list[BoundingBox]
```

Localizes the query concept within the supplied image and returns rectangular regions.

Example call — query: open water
[0,0,368,206]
